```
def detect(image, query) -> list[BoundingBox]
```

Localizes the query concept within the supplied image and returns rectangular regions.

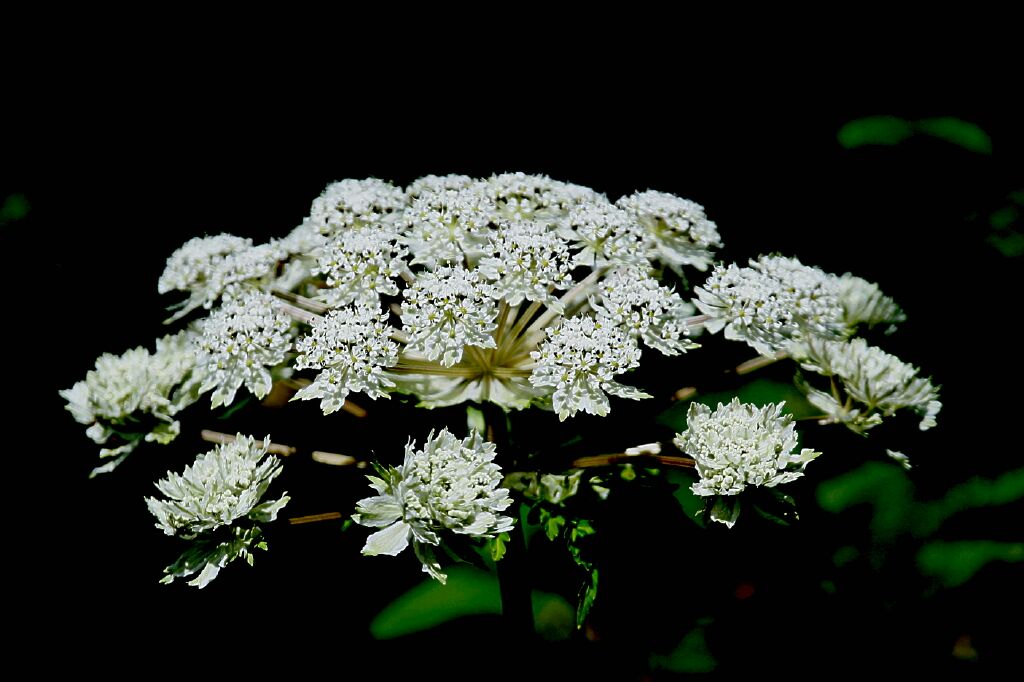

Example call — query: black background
[7,69,1022,677]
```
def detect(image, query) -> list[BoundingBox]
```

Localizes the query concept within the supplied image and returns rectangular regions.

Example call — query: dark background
[7,80,1022,676]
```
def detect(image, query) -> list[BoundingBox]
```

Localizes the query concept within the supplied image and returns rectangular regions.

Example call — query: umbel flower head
[245,173,712,420]
[197,289,293,408]
[60,330,205,476]
[791,336,941,433]
[145,434,289,588]
[694,255,905,357]
[674,399,820,526]
[352,428,514,583]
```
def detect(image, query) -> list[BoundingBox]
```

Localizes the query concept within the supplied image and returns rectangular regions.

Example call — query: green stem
[479,401,535,639]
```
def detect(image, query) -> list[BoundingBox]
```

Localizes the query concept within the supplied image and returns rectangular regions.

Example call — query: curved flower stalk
[145,434,289,588]
[674,398,820,527]
[60,330,205,476]
[352,428,513,583]
[791,337,941,434]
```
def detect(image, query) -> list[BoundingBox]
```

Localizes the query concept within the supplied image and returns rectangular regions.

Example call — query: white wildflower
[617,190,721,271]
[838,274,906,330]
[313,228,408,308]
[560,201,646,268]
[406,174,476,198]
[59,330,205,476]
[159,234,273,320]
[198,290,293,408]
[478,219,575,309]
[401,186,495,266]
[694,255,846,356]
[352,428,514,583]
[485,172,596,219]
[674,399,820,526]
[307,178,405,236]
[145,434,289,588]
[887,450,912,470]
[530,316,649,420]
[591,266,699,355]
[401,265,498,367]
[791,337,941,432]
[293,303,399,413]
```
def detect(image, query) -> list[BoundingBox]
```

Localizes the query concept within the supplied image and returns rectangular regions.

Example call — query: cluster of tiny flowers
[591,266,699,356]
[158,234,283,321]
[401,265,498,366]
[674,399,820,526]
[616,190,722,271]
[352,428,513,583]
[197,289,293,408]
[530,317,649,421]
[313,228,408,308]
[694,255,848,356]
[258,173,715,418]
[478,219,575,309]
[292,304,399,413]
[145,434,289,587]
[307,178,406,236]
[401,187,495,266]
[60,330,205,476]
[792,337,941,432]
[838,274,906,330]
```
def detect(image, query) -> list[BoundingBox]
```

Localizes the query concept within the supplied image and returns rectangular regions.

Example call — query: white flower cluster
[313,227,408,308]
[616,190,722,272]
[401,265,498,366]
[158,234,283,321]
[674,399,820,526]
[197,289,293,408]
[146,434,289,587]
[838,274,906,330]
[293,304,399,413]
[478,219,575,309]
[273,173,715,419]
[308,178,406,236]
[60,331,204,476]
[530,317,650,421]
[694,255,847,357]
[591,266,699,356]
[695,256,908,357]
[792,337,941,433]
[353,428,514,583]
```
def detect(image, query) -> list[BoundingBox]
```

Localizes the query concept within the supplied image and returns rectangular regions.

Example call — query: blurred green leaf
[650,627,717,673]
[838,116,914,148]
[919,467,1024,533]
[370,566,501,639]
[0,193,30,225]
[916,117,993,154]
[370,565,575,639]
[917,541,1024,587]
[666,469,705,527]
[817,462,914,539]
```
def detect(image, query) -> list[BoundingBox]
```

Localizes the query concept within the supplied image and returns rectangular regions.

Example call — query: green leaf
[816,462,914,540]
[369,566,573,640]
[489,533,508,562]
[916,117,992,154]
[917,541,1024,587]
[838,116,914,148]
[650,627,717,673]
[370,566,502,639]
[576,568,598,629]
[0,193,30,225]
